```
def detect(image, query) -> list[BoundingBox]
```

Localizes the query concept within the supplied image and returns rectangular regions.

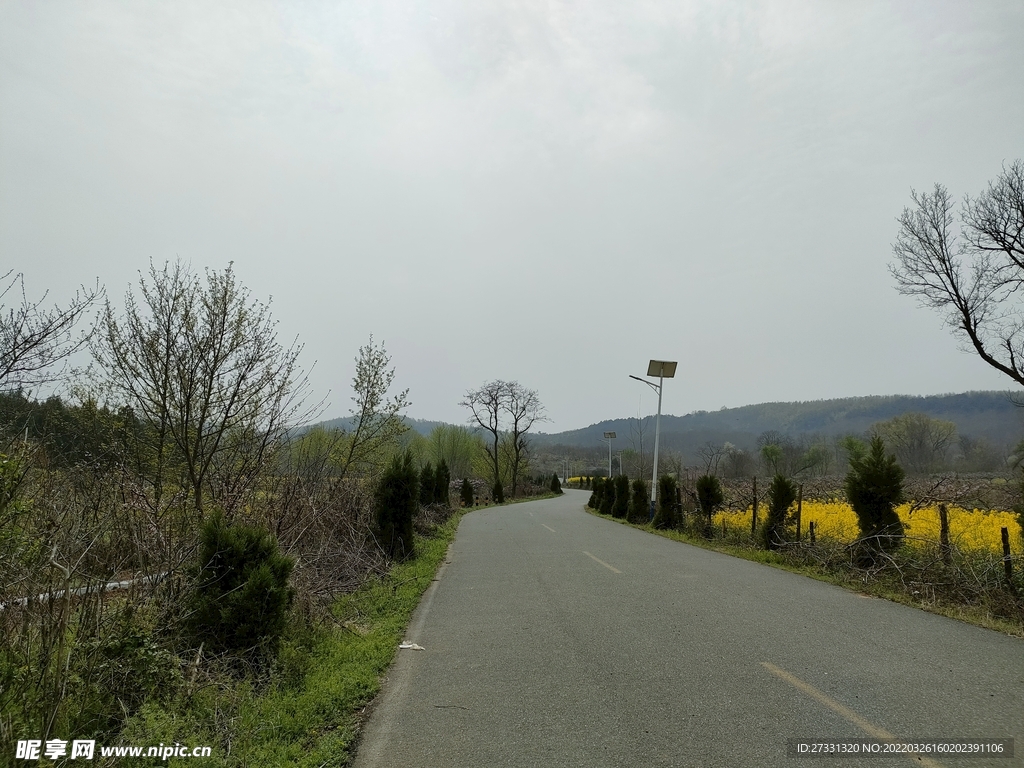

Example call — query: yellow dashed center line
[583,551,621,574]
[761,662,944,768]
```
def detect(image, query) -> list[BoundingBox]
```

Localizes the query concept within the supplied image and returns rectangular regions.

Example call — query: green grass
[112,511,466,767]
[585,505,1024,638]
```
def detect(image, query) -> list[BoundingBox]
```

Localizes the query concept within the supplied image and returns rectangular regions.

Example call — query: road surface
[352,490,1022,767]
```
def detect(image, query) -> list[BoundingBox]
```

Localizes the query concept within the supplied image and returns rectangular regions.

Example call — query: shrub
[419,462,435,506]
[376,451,419,560]
[492,480,505,504]
[628,478,649,524]
[188,511,295,658]
[434,459,451,505]
[696,474,725,537]
[762,474,797,550]
[599,478,615,516]
[550,473,562,495]
[460,478,474,507]
[612,475,630,519]
[845,435,905,560]
[653,475,680,529]
[588,477,602,509]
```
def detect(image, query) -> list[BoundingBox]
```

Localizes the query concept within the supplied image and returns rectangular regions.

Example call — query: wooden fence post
[751,476,758,538]
[939,504,951,567]
[795,484,803,542]
[1002,527,1015,592]
[809,520,816,545]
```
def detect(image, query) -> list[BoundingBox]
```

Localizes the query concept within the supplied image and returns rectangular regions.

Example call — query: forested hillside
[530,391,1024,454]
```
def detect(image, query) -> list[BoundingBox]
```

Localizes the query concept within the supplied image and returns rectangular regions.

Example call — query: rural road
[352,490,1023,767]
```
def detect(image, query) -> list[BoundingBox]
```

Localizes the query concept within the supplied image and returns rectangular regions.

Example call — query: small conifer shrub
[434,459,451,505]
[550,473,562,494]
[612,475,630,519]
[588,477,602,509]
[845,435,905,560]
[696,474,725,537]
[188,511,295,658]
[599,478,615,516]
[653,475,680,529]
[419,462,435,506]
[492,480,505,504]
[762,474,797,550]
[460,477,474,507]
[628,478,649,524]
[376,451,419,560]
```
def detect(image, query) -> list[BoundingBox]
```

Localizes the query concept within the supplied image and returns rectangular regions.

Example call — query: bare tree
[460,379,546,498]
[697,441,728,476]
[0,271,100,390]
[461,380,505,492]
[891,160,1024,387]
[629,407,651,481]
[92,260,313,514]
[502,381,546,497]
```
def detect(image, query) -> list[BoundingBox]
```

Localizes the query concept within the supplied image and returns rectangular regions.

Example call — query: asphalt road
[352,490,1023,767]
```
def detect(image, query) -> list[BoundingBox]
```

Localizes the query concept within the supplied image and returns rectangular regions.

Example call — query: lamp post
[629,359,677,519]
[602,431,616,479]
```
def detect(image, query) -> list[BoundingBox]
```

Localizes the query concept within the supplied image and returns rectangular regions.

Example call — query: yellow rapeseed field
[714,502,1022,555]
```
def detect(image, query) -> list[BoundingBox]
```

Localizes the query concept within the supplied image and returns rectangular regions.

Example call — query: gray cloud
[2,0,1021,431]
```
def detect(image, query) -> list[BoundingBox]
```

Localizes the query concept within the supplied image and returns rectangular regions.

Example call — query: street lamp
[602,431,616,479]
[629,359,677,519]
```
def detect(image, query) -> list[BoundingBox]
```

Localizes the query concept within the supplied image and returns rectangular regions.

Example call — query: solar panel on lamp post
[629,359,677,520]
[602,431,616,479]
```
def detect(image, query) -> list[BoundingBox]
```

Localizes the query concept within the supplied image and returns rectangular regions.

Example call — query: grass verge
[111,510,466,767]
[585,506,1024,638]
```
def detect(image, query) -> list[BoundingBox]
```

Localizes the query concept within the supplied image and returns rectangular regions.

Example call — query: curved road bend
[352,489,1023,768]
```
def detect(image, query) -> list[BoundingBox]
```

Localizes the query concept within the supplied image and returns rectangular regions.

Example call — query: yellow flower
[713,502,1021,555]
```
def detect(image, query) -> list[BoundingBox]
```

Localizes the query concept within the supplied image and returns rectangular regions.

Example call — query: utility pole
[602,432,616,479]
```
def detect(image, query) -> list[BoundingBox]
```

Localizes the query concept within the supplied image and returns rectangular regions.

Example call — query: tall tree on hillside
[891,161,1024,388]
[871,412,957,474]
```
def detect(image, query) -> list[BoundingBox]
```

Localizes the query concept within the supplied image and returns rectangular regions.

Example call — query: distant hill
[530,391,1024,453]
[302,392,1024,455]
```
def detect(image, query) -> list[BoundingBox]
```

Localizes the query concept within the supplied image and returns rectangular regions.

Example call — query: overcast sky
[2,1,1022,432]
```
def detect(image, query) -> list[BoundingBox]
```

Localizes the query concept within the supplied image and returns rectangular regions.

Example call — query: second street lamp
[602,432,616,478]
[629,359,677,519]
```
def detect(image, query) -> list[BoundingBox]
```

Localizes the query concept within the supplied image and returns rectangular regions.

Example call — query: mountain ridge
[303,391,1024,454]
